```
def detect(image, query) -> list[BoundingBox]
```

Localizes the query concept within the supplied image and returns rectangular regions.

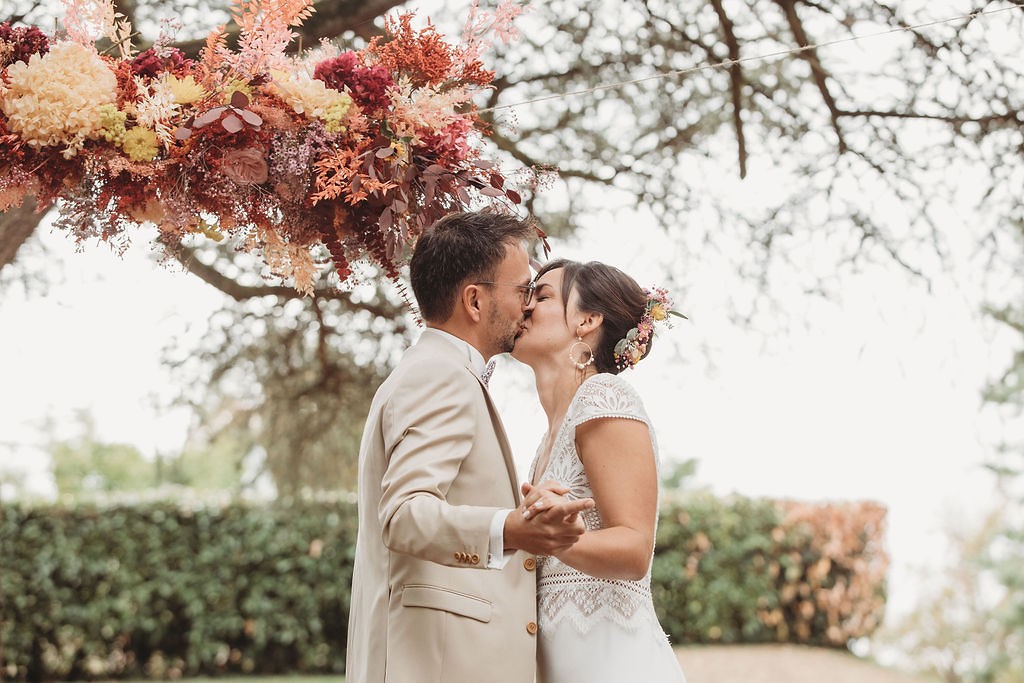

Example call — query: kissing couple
[346,210,687,683]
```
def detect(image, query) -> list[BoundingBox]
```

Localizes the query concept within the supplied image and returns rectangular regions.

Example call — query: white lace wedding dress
[529,373,686,683]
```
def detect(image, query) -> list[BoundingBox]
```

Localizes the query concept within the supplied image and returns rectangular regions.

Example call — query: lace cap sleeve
[568,373,651,429]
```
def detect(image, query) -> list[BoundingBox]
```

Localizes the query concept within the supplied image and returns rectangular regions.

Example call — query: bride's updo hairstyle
[535,258,650,375]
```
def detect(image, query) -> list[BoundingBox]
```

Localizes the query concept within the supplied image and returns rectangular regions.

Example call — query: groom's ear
[461,284,484,323]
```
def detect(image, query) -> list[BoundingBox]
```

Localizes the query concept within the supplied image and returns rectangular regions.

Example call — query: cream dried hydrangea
[269,70,353,133]
[1,42,118,158]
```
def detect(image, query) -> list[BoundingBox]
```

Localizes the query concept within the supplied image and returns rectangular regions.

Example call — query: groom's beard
[488,303,523,354]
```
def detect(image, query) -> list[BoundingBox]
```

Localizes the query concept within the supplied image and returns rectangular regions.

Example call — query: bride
[510,258,687,682]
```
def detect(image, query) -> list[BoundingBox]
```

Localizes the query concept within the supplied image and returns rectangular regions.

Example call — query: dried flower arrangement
[0,0,528,293]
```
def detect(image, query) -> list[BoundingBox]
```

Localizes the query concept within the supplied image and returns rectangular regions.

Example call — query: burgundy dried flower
[130,47,191,78]
[0,22,50,68]
[314,52,394,113]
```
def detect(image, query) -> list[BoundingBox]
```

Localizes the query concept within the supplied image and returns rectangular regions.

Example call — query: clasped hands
[504,479,594,556]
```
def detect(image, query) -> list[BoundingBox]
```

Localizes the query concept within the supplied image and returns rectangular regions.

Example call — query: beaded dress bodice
[529,373,663,635]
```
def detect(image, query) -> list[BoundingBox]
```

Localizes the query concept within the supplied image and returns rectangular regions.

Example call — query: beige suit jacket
[345,331,538,683]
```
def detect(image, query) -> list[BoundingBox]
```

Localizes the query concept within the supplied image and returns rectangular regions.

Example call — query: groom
[345,210,592,683]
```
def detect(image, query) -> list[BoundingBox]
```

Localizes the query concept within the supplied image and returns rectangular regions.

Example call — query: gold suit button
[470,553,480,564]
[526,621,538,635]
[523,557,536,571]
[454,552,464,562]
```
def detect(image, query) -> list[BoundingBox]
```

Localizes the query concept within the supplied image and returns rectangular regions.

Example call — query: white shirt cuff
[487,508,514,569]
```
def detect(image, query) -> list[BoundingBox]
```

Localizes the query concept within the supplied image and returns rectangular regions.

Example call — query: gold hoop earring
[569,336,595,371]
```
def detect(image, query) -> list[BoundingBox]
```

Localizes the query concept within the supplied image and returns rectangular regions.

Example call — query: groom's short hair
[411,210,535,323]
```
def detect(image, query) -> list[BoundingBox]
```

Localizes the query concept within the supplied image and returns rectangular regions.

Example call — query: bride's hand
[520,481,594,521]
[520,480,566,518]
[504,482,594,556]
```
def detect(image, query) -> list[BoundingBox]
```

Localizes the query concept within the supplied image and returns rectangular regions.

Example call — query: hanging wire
[478,5,1021,114]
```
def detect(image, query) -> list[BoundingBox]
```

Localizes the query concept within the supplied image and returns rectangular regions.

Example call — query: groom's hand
[503,481,595,556]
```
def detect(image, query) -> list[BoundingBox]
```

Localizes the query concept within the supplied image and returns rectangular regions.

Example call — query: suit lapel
[413,333,522,505]
[478,378,523,506]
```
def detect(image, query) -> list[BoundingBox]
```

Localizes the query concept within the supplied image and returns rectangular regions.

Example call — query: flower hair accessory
[613,287,686,370]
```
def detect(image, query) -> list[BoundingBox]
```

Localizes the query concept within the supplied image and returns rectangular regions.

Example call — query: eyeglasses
[474,280,536,306]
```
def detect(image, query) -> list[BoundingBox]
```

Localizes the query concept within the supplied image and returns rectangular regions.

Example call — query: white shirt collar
[421,328,487,377]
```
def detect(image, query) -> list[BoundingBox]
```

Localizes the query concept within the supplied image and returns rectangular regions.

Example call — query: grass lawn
[101,645,939,683]
[103,678,342,683]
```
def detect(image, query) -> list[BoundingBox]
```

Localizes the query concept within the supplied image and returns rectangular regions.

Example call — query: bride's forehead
[537,269,564,289]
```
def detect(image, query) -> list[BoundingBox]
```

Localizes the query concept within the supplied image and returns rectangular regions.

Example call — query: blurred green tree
[659,457,700,493]
[45,412,251,496]
[48,413,155,495]
[883,508,1023,683]
[164,284,409,495]
[886,219,1024,680]
[974,269,1024,682]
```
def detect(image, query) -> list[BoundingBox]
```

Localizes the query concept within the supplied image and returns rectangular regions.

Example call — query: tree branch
[488,129,625,184]
[643,1,720,60]
[176,247,403,318]
[0,200,43,272]
[486,129,544,171]
[838,108,1022,130]
[710,0,748,178]
[310,295,332,372]
[777,0,847,152]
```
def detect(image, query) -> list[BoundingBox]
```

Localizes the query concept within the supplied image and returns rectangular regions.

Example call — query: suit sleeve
[378,366,499,567]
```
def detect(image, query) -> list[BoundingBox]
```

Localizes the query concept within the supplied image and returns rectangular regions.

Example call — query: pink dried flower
[221,147,269,184]
[418,118,473,164]
[60,0,116,46]
[460,0,525,63]
[314,52,393,113]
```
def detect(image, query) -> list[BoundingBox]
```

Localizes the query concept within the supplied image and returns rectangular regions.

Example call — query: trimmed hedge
[1,495,886,680]
[653,493,888,647]
[1,500,357,680]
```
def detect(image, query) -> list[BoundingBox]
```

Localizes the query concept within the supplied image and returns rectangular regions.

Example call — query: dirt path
[675,644,937,683]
